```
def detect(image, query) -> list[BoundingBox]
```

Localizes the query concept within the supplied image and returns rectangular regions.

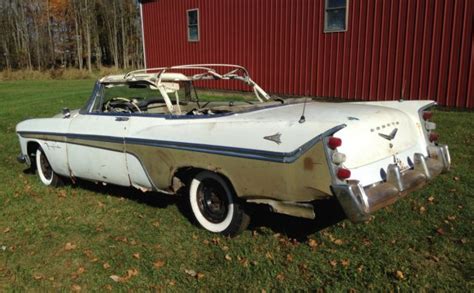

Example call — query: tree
[0,0,144,71]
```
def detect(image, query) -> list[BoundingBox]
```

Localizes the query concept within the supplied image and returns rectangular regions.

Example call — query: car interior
[99,81,306,116]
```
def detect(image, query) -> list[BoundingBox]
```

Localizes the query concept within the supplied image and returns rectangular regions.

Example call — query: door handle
[115,117,129,122]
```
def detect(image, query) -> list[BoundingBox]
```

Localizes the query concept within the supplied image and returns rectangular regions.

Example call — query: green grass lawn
[0,80,473,291]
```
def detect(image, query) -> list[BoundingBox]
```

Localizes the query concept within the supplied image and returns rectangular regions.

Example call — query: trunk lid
[242,102,419,168]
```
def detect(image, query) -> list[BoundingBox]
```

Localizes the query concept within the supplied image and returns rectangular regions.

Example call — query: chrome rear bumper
[332,144,451,223]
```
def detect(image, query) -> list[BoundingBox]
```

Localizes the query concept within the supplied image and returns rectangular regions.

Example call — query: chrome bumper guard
[332,144,451,223]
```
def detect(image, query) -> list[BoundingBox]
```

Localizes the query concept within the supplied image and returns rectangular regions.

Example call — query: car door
[67,113,131,186]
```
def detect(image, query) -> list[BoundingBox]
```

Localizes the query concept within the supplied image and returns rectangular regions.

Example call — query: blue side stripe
[17,124,345,163]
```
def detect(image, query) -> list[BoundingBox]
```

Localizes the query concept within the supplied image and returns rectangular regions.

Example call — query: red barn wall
[141,0,474,108]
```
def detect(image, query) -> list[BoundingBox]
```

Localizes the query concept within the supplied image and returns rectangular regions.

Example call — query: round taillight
[328,137,342,149]
[429,132,439,142]
[337,168,351,180]
[423,111,433,121]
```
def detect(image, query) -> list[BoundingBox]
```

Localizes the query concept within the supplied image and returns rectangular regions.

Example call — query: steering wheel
[104,97,142,113]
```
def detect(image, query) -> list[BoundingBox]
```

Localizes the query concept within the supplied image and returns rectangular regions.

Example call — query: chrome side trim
[17,124,346,164]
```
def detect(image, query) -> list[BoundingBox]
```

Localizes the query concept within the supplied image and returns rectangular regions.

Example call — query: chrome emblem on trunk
[379,128,398,141]
[264,132,282,145]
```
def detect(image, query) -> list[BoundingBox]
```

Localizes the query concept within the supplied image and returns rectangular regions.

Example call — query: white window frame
[187,8,200,42]
[324,0,349,33]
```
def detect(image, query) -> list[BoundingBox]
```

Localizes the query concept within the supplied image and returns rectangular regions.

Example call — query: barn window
[324,0,348,32]
[187,9,199,42]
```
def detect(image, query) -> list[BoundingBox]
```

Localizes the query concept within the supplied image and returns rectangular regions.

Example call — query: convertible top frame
[98,64,272,114]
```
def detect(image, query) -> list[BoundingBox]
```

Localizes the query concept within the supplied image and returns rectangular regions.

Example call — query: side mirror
[62,107,71,119]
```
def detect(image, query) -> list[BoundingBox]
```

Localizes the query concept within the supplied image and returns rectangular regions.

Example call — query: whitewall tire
[35,148,62,187]
[189,171,250,236]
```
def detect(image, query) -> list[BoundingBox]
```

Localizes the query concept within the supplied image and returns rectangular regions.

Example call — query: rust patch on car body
[304,157,314,170]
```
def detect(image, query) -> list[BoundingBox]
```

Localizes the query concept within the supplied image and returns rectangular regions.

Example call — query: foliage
[0,0,143,71]
[0,80,473,291]
[0,67,126,81]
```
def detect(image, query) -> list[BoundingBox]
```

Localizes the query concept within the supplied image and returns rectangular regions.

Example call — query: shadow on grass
[36,174,347,241]
[247,198,347,241]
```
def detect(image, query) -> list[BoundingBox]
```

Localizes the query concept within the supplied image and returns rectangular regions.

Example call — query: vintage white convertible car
[16,64,451,236]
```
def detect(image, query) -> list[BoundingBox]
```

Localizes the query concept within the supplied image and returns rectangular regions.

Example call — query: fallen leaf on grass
[265,252,273,260]
[341,259,350,267]
[419,206,426,213]
[447,215,456,221]
[153,260,165,269]
[436,228,445,235]
[453,176,460,181]
[33,273,44,280]
[58,190,67,198]
[329,260,337,268]
[152,221,160,228]
[276,273,285,281]
[132,253,140,259]
[308,239,318,249]
[114,236,128,243]
[395,270,405,280]
[71,284,81,291]
[103,262,111,269]
[64,242,77,251]
[239,257,249,267]
[71,266,86,279]
[110,268,138,283]
[333,239,344,245]
[225,254,232,261]
[184,269,197,277]
[77,267,86,274]
[427,196,435,203]
[3,227,10,233]
[126,269,138,278]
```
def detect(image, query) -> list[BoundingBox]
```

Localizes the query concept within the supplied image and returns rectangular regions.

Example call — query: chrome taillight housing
[326,136,350,181]
[422,110,439,143]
